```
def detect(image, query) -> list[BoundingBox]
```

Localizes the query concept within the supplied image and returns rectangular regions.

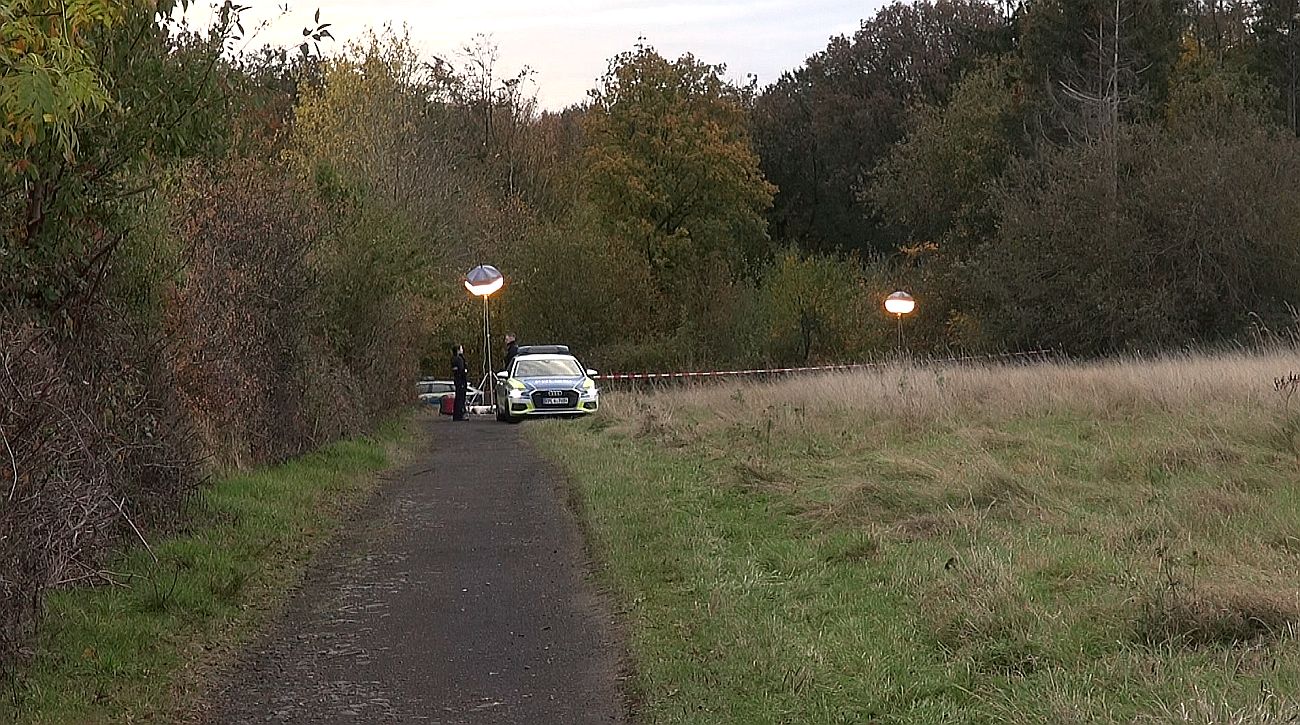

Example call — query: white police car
[493,345,599,423]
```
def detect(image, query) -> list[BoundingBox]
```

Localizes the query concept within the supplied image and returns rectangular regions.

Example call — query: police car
[493,345,599,423]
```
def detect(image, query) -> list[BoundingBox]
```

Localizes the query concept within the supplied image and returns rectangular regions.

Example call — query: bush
[761,250,891,364]
[0,313,196,673]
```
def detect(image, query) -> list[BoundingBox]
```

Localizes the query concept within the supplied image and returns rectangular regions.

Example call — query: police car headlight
[509,389,528,399]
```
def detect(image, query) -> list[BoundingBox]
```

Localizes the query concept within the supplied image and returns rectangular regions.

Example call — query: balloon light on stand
[884,290,916,350]
[465,265,504,408]
[465,265,504,297]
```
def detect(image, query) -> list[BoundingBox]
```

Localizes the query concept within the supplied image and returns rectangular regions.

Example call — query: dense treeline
[753,0,1300,355]
[3,0,1300,677]
[513,0,1300,366]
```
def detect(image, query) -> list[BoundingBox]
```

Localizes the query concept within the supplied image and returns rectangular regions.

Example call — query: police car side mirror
[496,371,509,380]
[586,369,598,377]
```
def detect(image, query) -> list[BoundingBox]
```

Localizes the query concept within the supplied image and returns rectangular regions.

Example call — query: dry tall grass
[604,349,1300,426]
[582,349,1300,719]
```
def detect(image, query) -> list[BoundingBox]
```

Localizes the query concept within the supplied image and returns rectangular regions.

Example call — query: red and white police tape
[595,349,1057,381]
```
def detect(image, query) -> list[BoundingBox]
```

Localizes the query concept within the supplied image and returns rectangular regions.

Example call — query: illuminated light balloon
[884,290,916,316]
[465,265,504,297]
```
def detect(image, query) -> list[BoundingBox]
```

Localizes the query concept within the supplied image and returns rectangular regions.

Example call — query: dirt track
[209,414,627,724]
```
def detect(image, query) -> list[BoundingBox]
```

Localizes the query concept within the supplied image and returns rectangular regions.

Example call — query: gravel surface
[209,415,627,724]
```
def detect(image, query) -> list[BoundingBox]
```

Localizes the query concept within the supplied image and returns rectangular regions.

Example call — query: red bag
[439,394,456,416]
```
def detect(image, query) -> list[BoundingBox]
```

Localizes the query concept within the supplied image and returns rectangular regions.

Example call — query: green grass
[530,353,1300,723]
[0,418,412,724]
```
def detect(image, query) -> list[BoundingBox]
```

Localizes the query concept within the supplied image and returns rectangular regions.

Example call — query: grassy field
[0,419,412,724]
[531,351,1300,723]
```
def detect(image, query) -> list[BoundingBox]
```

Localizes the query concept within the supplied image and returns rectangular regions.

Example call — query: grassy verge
[0,417,413,724]
[531,352,1300,723]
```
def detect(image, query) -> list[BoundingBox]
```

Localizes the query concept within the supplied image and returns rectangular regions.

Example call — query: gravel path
[209,415,627,724]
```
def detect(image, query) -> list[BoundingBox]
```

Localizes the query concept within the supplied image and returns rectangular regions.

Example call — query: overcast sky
[187,1,888,109]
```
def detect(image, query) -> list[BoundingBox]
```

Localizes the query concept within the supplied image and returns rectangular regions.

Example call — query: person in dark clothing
[451,343,468,421]
[503,333,519,373]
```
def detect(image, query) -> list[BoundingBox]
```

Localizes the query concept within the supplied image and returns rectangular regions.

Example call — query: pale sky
[186,1,887,109]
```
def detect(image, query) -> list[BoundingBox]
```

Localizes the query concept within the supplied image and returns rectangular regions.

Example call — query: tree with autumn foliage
[1,0,238,315]
[584,44,775,337]
[1,0,124,165]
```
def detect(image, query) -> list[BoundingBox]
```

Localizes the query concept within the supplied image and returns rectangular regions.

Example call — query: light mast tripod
[475,294,495,411]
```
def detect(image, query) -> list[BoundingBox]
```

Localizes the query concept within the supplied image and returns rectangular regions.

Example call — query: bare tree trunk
[1060,0,1126,229]
[1213,0,1223,55]
[1290,1,1298,134]
[1110,0,1120,202]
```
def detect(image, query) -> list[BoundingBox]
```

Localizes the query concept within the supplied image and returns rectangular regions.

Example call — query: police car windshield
[514,358,583,378]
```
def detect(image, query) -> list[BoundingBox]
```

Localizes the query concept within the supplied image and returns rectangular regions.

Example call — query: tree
[869,61,1026,347]
[1018,0,1186,124]
[1185,0,1255,62]
[762,250,888,363]
[1,0,136,167]
[1164,60,1275,136]
[871,62,1024,258]
[1,1,236,318]
[451,35,540,196]
[513,106,588,221]
[750,0,1011,255]
[502,210,660,366]
[287,30,454,378]
[984,109,1300,352]
[585,44,775,324]
[1252,0,1300,132]
[290,30,446,213]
